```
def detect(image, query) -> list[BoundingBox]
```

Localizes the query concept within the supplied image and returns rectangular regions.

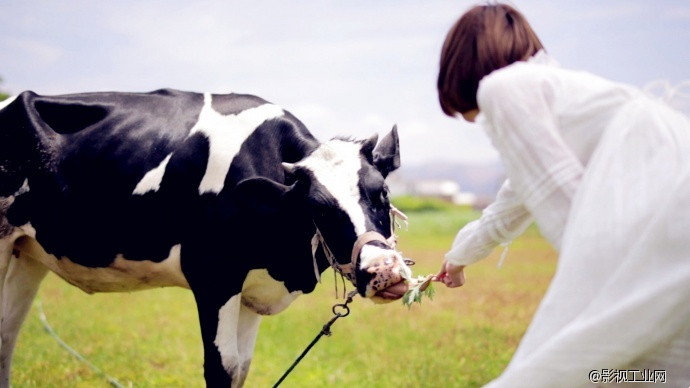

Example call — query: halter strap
[350,231,395,265]
[311,206,408,287]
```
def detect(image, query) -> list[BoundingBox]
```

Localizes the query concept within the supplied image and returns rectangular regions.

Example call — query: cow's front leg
[196,294,234,387]
[195,291,260,388]
[235,302,262,386]
[0,237,13,387]
[0,249,48,387]
[215,295,261,387]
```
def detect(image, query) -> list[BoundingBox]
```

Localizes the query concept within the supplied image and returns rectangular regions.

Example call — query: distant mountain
[394,161,505,199]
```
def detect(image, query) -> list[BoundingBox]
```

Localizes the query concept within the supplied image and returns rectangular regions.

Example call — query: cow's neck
[0,92,57,197]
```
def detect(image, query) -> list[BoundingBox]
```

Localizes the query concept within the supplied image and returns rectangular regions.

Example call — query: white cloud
[0,0,688,167]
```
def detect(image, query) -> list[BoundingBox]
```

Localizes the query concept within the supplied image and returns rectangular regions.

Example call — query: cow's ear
[373,125,400,178]
[361,133,379,164]
[233,177,297,215]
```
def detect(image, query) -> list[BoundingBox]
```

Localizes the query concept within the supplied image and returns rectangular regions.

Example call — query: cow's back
[0,90,314,274]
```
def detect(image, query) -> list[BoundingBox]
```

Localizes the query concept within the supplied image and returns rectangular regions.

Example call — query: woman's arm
[477,63,583,250]
[445,179,533,266]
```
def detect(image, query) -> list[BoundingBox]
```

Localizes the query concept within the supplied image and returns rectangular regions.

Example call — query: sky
[1,0,689,166]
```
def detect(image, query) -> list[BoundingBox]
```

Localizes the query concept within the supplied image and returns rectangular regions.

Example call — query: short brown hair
[437,3,544,116]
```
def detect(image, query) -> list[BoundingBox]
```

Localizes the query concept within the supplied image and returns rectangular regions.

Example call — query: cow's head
[235,126,411,303]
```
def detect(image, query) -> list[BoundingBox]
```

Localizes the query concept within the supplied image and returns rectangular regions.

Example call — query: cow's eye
[380,189,389,204]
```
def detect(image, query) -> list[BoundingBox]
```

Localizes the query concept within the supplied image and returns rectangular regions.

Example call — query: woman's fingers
[433,270,447,282]
[435,261,467,288]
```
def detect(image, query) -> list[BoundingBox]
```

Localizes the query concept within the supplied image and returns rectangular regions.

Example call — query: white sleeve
[476,64,583,250]
[445,179,533,266]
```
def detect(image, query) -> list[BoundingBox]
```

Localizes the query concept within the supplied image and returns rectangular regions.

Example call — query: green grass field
[12,204,557,387]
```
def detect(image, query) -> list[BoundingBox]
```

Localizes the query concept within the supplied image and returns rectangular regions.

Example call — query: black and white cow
[0,89,413,387]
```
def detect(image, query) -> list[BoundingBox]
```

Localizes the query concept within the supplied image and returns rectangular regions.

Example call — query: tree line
[0,77,9,101]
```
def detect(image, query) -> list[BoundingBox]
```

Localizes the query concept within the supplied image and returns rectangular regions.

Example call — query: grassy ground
[12,206,557,387]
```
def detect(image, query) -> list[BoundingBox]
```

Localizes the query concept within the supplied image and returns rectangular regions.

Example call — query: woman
[434,3,690,387]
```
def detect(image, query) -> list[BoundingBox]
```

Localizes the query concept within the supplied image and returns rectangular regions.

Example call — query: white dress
[445,52,690,387]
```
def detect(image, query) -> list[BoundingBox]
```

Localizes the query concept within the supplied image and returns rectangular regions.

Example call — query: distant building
[452,191,478,206]
[412,179,458,200]
[405,179,477,206]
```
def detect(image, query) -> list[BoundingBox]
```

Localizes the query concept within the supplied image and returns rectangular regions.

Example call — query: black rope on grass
[272,290,358,387]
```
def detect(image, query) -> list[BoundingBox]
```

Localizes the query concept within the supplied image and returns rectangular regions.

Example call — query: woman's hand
[434,260,466,288]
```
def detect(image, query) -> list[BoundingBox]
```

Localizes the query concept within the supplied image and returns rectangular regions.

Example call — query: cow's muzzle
[355,236,412,303]
[311,206,411,303]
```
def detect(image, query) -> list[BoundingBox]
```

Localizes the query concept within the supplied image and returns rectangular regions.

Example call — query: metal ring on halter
[332,303,350,317]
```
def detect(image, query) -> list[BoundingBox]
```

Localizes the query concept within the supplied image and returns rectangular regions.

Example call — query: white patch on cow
[359,244,411,278]
[13,236,189,293]
[192,93,284,194]
[0,96,17,111]
[234,305,261,387]
[297,140,367,235]
[132,153,173,194]
[215,295,242,377]
[215,272,289,385]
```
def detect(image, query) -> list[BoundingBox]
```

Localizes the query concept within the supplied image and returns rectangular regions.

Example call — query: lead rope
[36,299,128,388]
[272,290,358,388]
